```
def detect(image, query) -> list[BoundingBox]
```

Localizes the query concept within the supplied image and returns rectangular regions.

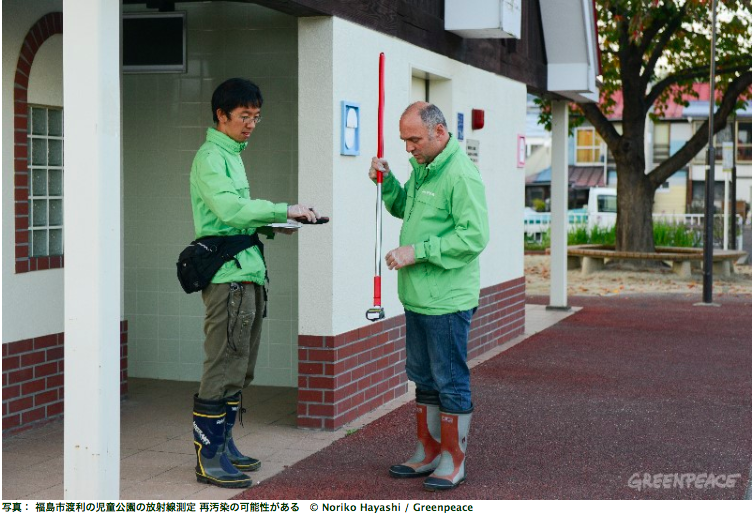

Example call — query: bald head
[401,102,448,133]
[399,102,450,164]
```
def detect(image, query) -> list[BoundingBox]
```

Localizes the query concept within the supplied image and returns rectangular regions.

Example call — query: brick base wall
[2,322,128,435]
[468,276,526,360]
[297,277,525,430]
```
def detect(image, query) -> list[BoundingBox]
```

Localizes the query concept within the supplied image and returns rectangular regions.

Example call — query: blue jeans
[404,308,476,413]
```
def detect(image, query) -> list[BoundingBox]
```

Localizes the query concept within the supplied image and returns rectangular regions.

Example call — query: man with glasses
[188,78,318,489]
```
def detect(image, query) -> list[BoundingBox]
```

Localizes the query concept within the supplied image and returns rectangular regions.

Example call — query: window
[596,193,617,213]
[575,127,605,165]
[738,122,752,163]
[28,105,64,257]
[653,122,670,163]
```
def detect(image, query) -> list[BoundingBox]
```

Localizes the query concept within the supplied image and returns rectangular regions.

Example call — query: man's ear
[435,123,447,139]
[216,109,228,123]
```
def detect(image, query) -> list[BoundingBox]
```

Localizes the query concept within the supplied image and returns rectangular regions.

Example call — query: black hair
[211,78,263,123]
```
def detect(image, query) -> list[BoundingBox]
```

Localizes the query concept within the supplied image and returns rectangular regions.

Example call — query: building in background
[525,84,752,218]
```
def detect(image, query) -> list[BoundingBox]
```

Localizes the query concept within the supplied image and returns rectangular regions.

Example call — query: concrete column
[297,17,335,336]
[548,100,569,309]
[63,0,121,499]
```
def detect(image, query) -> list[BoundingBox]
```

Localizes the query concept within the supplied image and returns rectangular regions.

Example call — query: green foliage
[524,223,699,250]
[533,97,585,133]
[586,225,616,245]
[532,198,547,212]
[567,225,592,245]
[568,225,617,245]
[533,1,752,252]
[524,229,551,250]
[599,0,752,118]
[535,0,752,130]
[652,221,702,247]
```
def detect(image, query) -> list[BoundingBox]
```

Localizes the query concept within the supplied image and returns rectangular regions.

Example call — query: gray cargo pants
[198,282,265,400]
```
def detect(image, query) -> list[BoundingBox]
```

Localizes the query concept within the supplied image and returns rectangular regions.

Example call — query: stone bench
[566,245,748,279]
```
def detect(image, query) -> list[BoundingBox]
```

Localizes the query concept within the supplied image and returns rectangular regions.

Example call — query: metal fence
[524,212,745,248]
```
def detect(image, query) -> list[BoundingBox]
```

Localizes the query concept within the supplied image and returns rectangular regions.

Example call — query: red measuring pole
[375,52,385,305]
[377,53,385,163]
[367,53,386,322]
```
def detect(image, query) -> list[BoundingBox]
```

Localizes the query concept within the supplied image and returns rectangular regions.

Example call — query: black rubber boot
[193,394,252,488]
[224,392,261,472]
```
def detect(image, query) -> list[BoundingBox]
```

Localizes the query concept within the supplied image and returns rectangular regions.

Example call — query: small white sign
[722,142,733,170]
[466,139,480,165]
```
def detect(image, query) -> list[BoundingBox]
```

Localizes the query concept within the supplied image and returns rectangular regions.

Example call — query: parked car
[586,187,617,230]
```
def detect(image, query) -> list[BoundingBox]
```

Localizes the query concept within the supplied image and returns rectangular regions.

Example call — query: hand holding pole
[366,52,386,322]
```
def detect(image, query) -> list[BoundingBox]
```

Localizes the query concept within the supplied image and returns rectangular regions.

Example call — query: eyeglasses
[239,115,262,125]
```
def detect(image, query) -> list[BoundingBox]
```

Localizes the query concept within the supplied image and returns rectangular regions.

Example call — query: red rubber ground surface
[235,294,752,500]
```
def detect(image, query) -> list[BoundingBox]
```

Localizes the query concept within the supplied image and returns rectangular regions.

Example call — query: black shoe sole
[196,474,253,489]
[389,468,433,479]
[423,477,466,492]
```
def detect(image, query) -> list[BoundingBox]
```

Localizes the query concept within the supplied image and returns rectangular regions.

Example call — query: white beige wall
[652,122,687,214]
[122,2,299,385]
[298,17,526,337]
[27,35,63,106]
[654,185,687,214]
[2,0,65,343]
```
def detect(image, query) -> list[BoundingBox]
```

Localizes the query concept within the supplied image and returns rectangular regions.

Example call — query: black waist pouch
[176,234,262,294]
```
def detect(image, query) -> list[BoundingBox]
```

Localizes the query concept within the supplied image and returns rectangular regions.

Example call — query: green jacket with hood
[189,128,288,285]
[381,135,489,315]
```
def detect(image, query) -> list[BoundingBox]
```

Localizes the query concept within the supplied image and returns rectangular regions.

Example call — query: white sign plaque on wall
[340,101,360,156]
[517,134,526,168]
[466,139,480,165]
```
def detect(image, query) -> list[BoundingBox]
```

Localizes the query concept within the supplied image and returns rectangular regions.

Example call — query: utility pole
[731,113,737,250]
[702,0,717,304]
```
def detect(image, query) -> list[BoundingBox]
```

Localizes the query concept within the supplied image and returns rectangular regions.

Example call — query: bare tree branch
[645,61,752,108]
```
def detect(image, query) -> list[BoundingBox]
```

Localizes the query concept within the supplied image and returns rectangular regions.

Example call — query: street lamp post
[702,0,718,304]
[731,113,737,250]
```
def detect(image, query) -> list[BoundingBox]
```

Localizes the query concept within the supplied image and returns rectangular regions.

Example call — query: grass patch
[524,222,700,250]
[653,222,702,247]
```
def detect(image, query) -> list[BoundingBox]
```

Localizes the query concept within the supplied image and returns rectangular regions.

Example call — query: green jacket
[189,128,288,284]
[382,135,489,315]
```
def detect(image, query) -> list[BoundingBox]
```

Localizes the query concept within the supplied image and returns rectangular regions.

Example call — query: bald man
[368,102,489,491]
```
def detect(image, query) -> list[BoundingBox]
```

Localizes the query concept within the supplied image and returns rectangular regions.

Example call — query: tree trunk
[615,163,656,253]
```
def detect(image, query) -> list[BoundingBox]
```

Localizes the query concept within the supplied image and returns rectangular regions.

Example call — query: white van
[586,187,617,230]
